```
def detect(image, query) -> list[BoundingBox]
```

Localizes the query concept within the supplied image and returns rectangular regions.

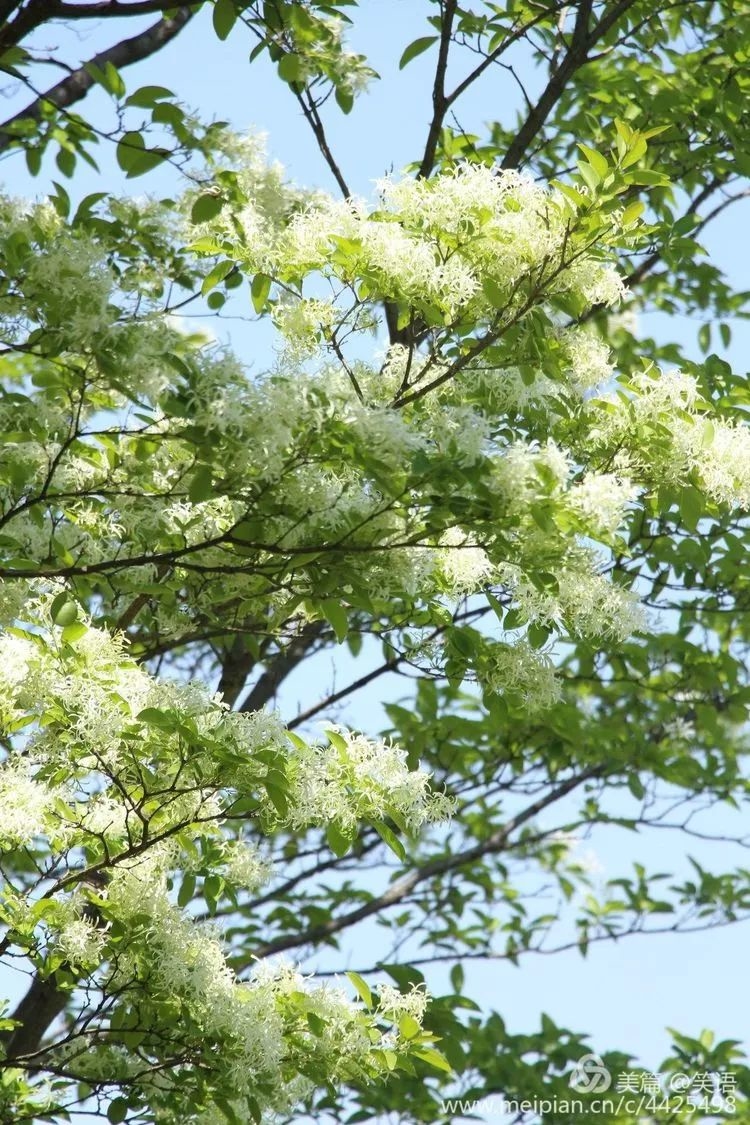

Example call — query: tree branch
[0,973,69,1061]
[440,2,568,140]
[416,0,458,179]
[0,7,194,152]
[294,88,350,198]
[238,620,326,713]
[0,0,190,52]
[248,765,602,961]
[501,0,639,170]
[623,177,741,290]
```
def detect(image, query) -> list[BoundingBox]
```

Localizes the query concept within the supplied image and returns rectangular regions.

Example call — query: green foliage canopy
[0,1,750,1122]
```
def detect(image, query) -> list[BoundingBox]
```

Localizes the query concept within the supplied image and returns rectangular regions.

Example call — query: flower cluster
[0,756,63,850]
[236,164,626,327]
[481,640,562,712]
[88,851,430,1116]
[499,555,645,642]
[585,368,750,511]
[437,527,495,594]
[281,726,455,832]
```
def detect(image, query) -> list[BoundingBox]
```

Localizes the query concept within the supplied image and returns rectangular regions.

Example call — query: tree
[1,0,750,1121]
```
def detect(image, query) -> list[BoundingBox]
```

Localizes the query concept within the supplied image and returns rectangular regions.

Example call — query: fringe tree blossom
[481,641,562,713]
[281,727,454,832]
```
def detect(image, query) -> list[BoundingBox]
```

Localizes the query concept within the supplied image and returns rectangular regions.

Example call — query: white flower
[688,420,750,509]
[500,557,645,642]
[569,472,637,535]
[438,527,494,594]
[376,983,429,1022]
[55,916,107,967]
[0,757,63,849]
[482,641,561,712]
[559,327,615,392]
[282,726,454,832]
[222,841,273,891]
[556,565,645,641]
[663,717,696,745]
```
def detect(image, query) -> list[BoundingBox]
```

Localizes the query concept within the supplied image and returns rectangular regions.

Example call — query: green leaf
[49,180,70,219]
[346,971,373,1008]
[278,53,304,83]
[265,782,289,818]
[125,85,174,108]
[335,86,354,114]
[621,199,645,226]
[212,0,237,40]
[321,599,348,643]
[107,1099,128,1125]
[621,136,648,169]
[55,147,75,177]
[51,594,78,627]
[136,708,176,731]
[482,276,506,307]
[399,1014,421,1039]
[326,821,355,857]
[85,60,125,99]
[381,964,425,990]
[251,272,272,313]
[527,621,550,650]
[188,465,214,503]
[201,259,234,296]
[115,131,145,172]
[25,147,42,176]
[372,820,406,861]
[191,193,225,225]
[627,774,645,800]
[204,874,222,912]
[61,621,88,645]
[577,144,608,178]
[72,192,107,226]
[413,1048,452,1073]
[486,590,505,621]
[398,36,438,69]
[177,873,196,908]
[625,169,669,186]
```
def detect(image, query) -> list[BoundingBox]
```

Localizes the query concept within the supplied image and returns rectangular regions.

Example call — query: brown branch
[216,634,258,709]
[288,652,401,730]
[248,765,602,962]
[0,973,69,1061]
[0,0,189,52]
[501,0,639,170]
[238,620,326,713]
[50,0,187,15]
[432,1,569,171]
[286,606,489,730]
[0,889,106,1061]
[416,0,458,179]
[623,178,742,291]
[0,8,195,152]
[0,0,21,27]
[293,88,350,198]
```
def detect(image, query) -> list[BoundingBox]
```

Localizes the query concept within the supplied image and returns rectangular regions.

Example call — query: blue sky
[3,0,749,1116]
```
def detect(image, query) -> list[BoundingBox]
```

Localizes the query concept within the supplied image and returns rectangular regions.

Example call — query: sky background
[2,1,749,1118]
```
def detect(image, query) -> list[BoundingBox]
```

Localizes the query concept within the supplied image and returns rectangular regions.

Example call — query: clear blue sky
[3,1,749,1116]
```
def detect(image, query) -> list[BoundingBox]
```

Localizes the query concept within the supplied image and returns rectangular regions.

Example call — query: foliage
[1,1,750,1122]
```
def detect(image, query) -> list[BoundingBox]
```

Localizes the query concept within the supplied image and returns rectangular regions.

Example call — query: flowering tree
[2,1,750,1122]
